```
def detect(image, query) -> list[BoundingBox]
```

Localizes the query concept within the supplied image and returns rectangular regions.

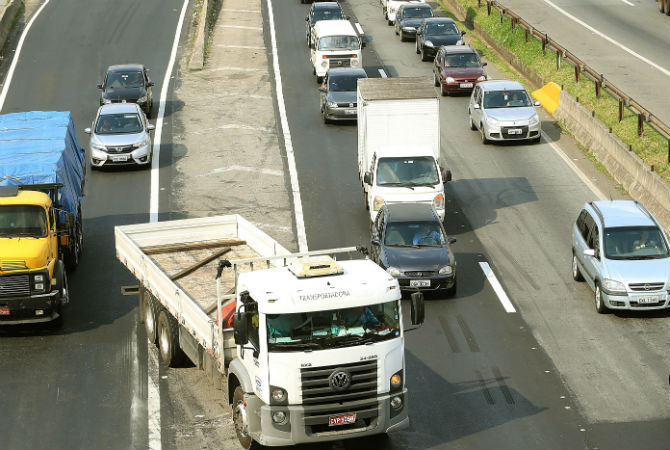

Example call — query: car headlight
[477,75,486,82]
[528,115,540,126]
[91,142,106,151]
[424,40,434,47]
[270,386,288,405]
[373,196,385,211]
[439,265,453,275]
[445,77,455,84]
[433,193,445,210]
[327,101,338,108]
[486,116,501,127]
[456,39,465,45]
[133,138,150,148]
[387,267,402,277]
[102,98,112,104]
[402,27,415,31]
[137,95,147,103]
[603,279,626,294]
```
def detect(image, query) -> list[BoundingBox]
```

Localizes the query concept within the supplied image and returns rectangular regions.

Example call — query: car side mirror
[441,168,452,183]
[318,85,327,92]
[233,312,249,345]
[534,100,541,106]
[84,128,92,134]
[371,237,380,246]
[305,16,309,21]
[461,31,466,36]
[410,292,425,326]
[473,104,480,110]
[96,83,103,89]
[583,249,596,257]
[148,81,155,87]
[147,124,155,132]
[364,171,372,185]
[447,237,457,245]
[482,62,487,66]
[345,15,350,20]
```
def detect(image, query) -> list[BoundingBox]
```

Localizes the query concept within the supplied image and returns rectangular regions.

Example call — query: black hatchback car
[394,3,433,41]
[97,64,154,117]
[370,203,457,296]
[416,17,466,61]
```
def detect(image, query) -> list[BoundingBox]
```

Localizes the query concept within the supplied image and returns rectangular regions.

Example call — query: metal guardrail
[477,0,670,164]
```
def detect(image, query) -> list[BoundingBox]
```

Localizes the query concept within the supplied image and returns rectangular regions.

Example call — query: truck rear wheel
[233,386,258,449]
[64,216,83,271]
[157,310,186,367]
[142,293,159,344]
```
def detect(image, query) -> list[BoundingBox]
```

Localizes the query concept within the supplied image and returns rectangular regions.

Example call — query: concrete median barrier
[0,0,21,51]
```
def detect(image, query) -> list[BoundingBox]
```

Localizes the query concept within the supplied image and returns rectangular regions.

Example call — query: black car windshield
[384,221,446,247]
[106,71,144,89]
[426,22,459,35]
[267,301,400,352]
[95,113,143,135]
[313,9,343,22]
[443,53,481,68]
[0,205,47,238]
[328,74,366,91]
[402,7,433,18]
[376,156,439,186]
[483,89,532,108]
[318,35,360,50]
[604,226,670,260]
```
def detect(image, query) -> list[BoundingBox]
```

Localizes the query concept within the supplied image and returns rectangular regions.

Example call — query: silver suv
[572,200,670,313]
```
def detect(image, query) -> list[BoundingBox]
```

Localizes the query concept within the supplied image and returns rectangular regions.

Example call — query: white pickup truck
[115,214,425,449]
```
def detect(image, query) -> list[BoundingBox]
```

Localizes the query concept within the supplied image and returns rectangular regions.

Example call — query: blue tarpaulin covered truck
[0,111,85,326]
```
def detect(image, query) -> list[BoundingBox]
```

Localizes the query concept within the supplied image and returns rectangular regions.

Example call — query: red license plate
[0,308,10,316]
[328,413,356,427]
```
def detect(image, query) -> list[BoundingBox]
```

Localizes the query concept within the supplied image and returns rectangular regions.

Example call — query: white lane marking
[0,0,51,111]
[378,69,388,78]
[267,0,309,252]
[215,44,266,50]
[148,343,162,450]
[541,0,670,77]
[543,131,607,200]
[217,25,263,30]
[620,0,634,5]
[198,165,283,177]
[355,22,364,35]
[479,262,517,313]
[150,0,189,224]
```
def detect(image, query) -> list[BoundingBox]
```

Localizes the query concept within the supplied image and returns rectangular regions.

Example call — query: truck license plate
[328,413,356,426]
[637,296,662,304]
[0,308,9,315]
[507,128,522,135]
[410,279,430,287]
[111,155,129,162]
[459,83,473,88]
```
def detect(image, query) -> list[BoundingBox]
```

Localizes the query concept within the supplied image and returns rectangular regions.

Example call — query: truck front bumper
[0,291,61,325]
[253,390,409,446]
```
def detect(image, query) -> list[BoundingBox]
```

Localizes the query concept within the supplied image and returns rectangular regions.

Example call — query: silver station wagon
[572,200,670,313]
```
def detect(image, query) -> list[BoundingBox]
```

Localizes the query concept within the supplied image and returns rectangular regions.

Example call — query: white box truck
[357,76,451,223]
[114,214,425,449]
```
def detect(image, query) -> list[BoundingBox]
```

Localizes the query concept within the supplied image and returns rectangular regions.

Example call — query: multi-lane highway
[0,0,667,449]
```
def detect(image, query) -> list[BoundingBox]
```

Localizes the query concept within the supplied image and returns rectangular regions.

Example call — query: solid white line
[542,0,670,77]
[378,69,388,78]
[355,22,364,35]
[0,0,51,111]
[147,343,162,450]
[620,0,634,5]
[267,0,309,252]
[543,131,607,200]
[150,0,189,224]
[479,262,516,313]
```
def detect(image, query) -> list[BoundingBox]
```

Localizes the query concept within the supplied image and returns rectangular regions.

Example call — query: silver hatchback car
[572,200,670,313]
[85,103,154,168]
[468,80,541,144]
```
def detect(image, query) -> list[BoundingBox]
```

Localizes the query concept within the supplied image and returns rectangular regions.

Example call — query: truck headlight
[439,265,453,275]
[31,271,49,294]
[390,370,403,391]
[603,279,626,294]
[424,40,434,47]
[272,410,288,424]
[270,386,288,405]
[321,61,328,68]
[433,193,445,210]
[373,196,385,211]
[351,59,360,67]
[387,267,401,277]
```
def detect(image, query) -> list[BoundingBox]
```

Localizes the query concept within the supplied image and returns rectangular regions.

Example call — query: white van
[310,20,364,82]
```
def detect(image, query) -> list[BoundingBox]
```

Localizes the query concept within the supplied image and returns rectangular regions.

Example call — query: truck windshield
[267,301,400,352]
[0,205,48,238]
[376,156,439,186]
[603,226,670,260]
[318,36,360,51]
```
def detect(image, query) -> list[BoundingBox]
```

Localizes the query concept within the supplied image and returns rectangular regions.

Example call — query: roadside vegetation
[437,0,670,183]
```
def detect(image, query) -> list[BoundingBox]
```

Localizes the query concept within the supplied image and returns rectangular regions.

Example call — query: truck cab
[0,187,71,325]
[310,20,364,82]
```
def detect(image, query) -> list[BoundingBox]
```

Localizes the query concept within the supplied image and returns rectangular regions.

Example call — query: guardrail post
[595,79,601,98]
[524,28,529,42]
[667,140,669,164]
[511,17,515,30]
[637,113,643,136]
[618,99,624,122]
[487,1,492,15]
[478,0,481,7]
[574,65,580,83]
[556,51,561,70]
[500,9,504,24]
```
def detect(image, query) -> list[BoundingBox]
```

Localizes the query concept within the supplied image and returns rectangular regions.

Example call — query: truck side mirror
[441,168,452,183]
[56,212,74,234]
[371,237,380,246]
[410,292,425,326]
[447,237,457,245]
[364,172,372,185]
[233,311,249,345]
[361,41,366,49]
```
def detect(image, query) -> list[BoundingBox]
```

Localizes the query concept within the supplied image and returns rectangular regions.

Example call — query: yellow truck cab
[0,186,72,326]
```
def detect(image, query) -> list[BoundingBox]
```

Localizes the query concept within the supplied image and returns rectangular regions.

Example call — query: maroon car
[432,45,487,96]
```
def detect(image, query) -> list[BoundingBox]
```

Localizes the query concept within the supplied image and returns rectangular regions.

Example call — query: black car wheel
[421,47,429,62]
[416,40,421,54]
[441,83,448,97]
[445,278,457,297]
[434,73,440,87]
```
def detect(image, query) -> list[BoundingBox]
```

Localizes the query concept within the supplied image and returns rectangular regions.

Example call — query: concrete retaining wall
[0,0,21,51]
[188,0,222,71]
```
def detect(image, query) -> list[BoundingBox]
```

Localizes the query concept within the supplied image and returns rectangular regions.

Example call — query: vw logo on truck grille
[329,369,352,391]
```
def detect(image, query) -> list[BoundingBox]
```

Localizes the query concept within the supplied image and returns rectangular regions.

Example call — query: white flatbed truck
[114,214,425,448]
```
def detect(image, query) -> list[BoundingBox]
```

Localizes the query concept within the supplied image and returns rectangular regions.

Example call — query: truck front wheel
[157,310,186,367]
[233,386,258,449]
